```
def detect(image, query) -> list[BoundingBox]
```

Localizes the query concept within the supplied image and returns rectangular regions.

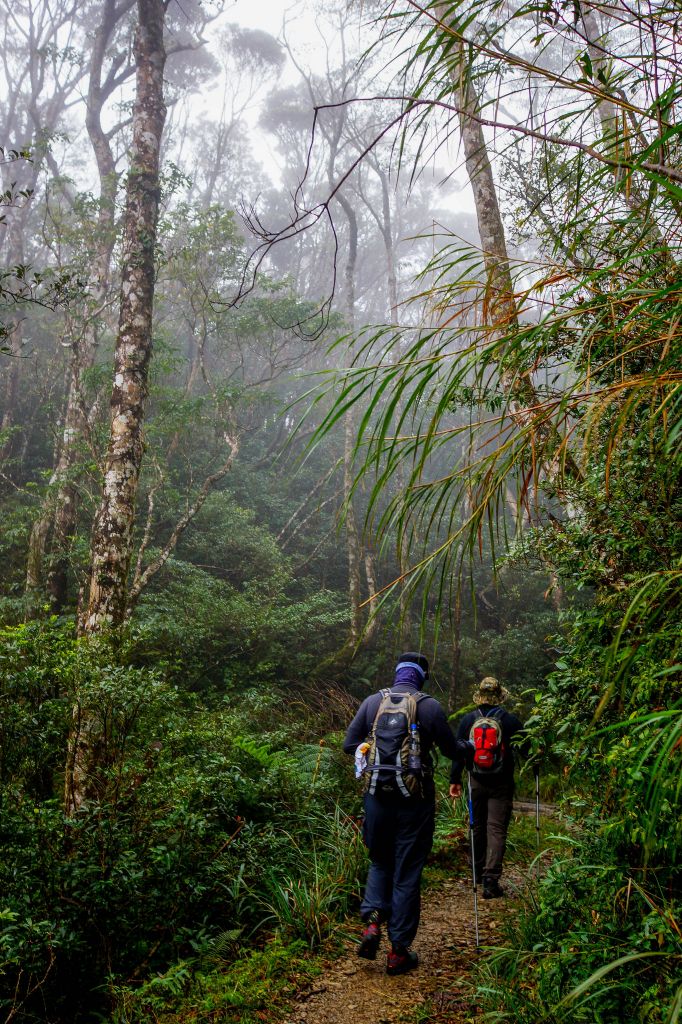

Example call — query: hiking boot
[482,878,504,899]
[357,912,382,960]
[386,945,419,976]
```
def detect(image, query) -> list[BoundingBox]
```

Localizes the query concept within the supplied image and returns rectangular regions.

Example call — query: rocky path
[283,799,557,1024]
[285,869,527,1024]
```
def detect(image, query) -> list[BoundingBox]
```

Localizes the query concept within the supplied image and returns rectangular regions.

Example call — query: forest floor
[283,802,555,1024]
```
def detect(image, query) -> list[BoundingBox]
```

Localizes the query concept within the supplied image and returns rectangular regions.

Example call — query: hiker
[449,676,526,899]
[343,652,472,976]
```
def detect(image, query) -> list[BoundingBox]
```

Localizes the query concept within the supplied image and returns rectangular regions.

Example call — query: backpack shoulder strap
[487,706,506,727]
[384,688,425,725]
[475,705,502,720]
[388,689,428,702]
[385,689,426,705]
[368,689,391,737]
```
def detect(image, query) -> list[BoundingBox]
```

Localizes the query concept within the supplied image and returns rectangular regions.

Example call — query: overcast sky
[208,0,473,214]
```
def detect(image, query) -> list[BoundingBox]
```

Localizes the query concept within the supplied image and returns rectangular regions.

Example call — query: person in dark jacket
[343,652,471,976]
[449,676,525,899]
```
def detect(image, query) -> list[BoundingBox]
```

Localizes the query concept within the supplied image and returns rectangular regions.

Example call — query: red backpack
[469,709,505,774]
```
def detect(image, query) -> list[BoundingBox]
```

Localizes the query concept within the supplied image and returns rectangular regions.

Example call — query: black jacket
[450,704,526,785]
[343,681,470,793]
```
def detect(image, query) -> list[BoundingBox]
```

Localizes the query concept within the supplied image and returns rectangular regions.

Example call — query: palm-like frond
[306,241,680,617]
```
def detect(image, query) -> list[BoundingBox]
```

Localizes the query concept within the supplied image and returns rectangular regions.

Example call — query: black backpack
[364,689,426,797]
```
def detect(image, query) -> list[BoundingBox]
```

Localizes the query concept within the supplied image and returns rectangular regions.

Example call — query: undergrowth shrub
[108,937,320,1024]
[475,596,682,1023]
[256,805,365,948]
[0,620,361,1023]
[478,837,681,1023]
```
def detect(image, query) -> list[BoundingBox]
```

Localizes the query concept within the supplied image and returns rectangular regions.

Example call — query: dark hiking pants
[361,790,435,948]
[470,777,514,882]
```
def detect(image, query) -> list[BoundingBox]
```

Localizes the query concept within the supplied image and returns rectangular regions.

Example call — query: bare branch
[126,433,240,610]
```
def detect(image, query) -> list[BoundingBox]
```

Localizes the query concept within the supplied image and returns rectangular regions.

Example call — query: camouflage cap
[472,676,510,705]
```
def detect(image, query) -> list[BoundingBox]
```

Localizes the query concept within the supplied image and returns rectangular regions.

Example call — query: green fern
[231,735,277,769]
[295,743,334,786]
[206,927,243,964]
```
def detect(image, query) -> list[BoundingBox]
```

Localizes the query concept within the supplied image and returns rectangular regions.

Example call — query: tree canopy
[0,1,680,1021]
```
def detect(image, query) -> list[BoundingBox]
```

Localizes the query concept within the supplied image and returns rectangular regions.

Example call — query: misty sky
[205,0,473,214]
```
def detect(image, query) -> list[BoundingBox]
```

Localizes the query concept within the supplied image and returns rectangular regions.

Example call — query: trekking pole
[467,772,480,950]
[532,765,540,851]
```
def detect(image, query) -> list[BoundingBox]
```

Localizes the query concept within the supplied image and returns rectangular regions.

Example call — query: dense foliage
[0,620,366,1020]
[1,0,680,1021]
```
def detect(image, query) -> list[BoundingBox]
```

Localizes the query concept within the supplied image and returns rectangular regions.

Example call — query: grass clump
[110,938,320,1023]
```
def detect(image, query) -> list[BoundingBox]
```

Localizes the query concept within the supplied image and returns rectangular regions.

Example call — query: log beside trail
[513,799,558,818]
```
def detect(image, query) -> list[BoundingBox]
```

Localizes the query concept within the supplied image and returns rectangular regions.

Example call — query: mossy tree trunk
[65,0,166,815]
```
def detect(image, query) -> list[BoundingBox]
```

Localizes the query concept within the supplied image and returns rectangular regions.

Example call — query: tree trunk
[411,10,585,639]
[26,320,100,607]
[434,10,581,484]
[0,322,22,461]
[25,499,52,595]
[337,191,364,645]
[397,490,411,641]
[363,544,379,639]
[1,3,87,469]
[580,6,671,252]
[26,0,128,608]
[377,166,398,321]
[46,220,116,610]
[65,0,166,814]
[449,42,520,339]
[448,590,462,714]
[0,210,31,465]
[83,0,166,634]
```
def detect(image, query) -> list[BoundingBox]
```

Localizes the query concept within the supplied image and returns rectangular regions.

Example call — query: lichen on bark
[65,0,167,815]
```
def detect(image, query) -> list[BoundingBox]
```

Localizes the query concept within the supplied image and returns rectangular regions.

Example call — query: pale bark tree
[0,212,33,457]
[432,6,583,486]
[26,0,220,608]
[431,5,580,618]
[65,0,167,814]
[579,5,673,252]
[47,0,137,609]
[337,190,365,643]
[83,0,167,634]
[26,0,137,606]
[0,0,86,464]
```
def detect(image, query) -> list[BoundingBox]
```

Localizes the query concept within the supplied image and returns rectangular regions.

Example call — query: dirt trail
[285,800,556,1024]
[285,869,526,1024]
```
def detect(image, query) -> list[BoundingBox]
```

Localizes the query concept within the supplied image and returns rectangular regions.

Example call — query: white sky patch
[201,0,474,211]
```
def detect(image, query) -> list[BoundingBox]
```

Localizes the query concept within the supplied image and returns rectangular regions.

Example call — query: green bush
[109,937,320,1024]
[478,836,681,1023]
[0,621,360,1022]
[475,591,682,1023]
